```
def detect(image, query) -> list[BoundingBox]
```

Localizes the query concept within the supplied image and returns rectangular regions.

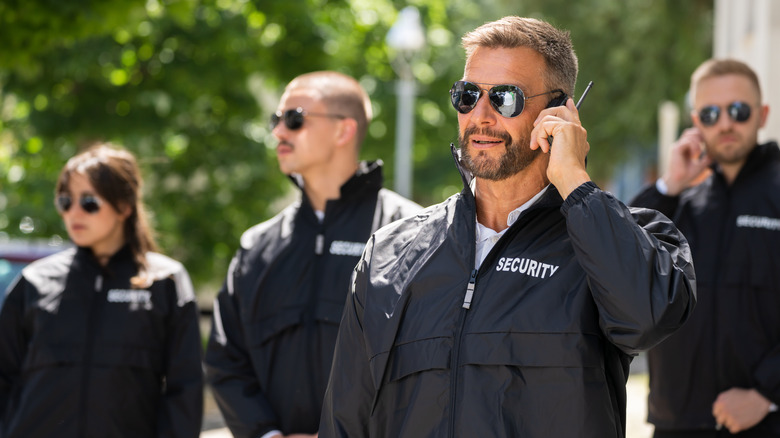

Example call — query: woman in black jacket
[0,144,203,438]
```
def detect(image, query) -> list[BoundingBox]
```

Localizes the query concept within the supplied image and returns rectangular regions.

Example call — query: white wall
[714,0,780,143]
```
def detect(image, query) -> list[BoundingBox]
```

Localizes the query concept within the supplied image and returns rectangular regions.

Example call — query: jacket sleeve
[754,342,780,406]
[158,267,204,438]
[0,277,28,435]
[561,182,696,355]
[629,181,680,219]
[319,241,375,437]
[203,258,280,438]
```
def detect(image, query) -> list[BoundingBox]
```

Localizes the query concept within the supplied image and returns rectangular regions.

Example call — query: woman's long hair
[55,143,158,288]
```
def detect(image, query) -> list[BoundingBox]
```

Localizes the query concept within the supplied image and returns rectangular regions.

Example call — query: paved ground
[200,356,655,438]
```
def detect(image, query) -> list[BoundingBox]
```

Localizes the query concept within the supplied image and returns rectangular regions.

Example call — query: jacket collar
[288,160,384,218]
[712,141,780,185]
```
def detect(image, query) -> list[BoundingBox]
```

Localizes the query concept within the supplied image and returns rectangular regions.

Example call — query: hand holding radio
[531,81,593,198]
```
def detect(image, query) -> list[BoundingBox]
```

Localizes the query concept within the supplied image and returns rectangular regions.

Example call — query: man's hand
[712,388,773,434]
[662,127,711,196]
[530,98,590,199]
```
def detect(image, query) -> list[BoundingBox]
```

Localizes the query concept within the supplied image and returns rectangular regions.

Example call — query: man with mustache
[632,59,780,437]
[204,71,420,438]
[319,16,696,437]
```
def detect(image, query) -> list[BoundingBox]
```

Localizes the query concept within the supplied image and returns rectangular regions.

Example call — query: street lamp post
[386,6,425,199]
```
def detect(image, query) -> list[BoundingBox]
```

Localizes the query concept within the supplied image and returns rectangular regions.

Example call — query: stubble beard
[459,126,540,181]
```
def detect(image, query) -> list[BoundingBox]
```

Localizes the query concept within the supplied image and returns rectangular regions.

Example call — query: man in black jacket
[631,59,780,437]
[320,16,696,438]
[204,71,420,438]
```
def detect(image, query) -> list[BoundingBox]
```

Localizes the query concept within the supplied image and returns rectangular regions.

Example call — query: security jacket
[631,141,780,435]
[204,161,421,438]
[320,146,696,438]
[0,245,203,438]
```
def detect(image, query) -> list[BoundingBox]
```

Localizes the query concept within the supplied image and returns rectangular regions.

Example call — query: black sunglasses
[270,107,346,130]
[450,80,564,118]
[56,194,102,214]
[698,101,752,127]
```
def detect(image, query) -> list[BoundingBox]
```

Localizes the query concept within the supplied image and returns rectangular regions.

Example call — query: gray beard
[458,126,540,181]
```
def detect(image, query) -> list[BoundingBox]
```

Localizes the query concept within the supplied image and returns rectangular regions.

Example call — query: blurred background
[1,0,777,301]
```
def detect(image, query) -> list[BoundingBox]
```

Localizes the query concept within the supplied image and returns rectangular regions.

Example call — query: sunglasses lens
[284,110,305,130]
[56,195,72,212]
[729,102,751,122]
[81,196,101,214]
[699,106,720,126]
[450,81,481,114]
[270,113,281,129]
[488,85,523,118]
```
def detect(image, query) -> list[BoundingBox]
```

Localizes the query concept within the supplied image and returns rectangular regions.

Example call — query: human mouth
[470,137,504,148]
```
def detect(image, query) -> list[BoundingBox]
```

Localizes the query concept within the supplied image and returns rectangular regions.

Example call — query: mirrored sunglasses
[450,80,564,118]
[698,101,752,127]
[56,194,102,214]
[270,107,346,131]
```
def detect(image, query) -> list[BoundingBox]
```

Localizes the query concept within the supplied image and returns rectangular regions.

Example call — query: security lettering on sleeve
[495,257,560,278]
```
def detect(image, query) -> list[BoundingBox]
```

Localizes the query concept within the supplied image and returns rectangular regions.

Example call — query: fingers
[531,98,580,153]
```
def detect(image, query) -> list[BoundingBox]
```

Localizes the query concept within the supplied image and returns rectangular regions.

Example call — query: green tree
[0,0,712,295]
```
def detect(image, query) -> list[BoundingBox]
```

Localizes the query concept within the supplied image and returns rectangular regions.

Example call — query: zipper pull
[94,274,103,293]
[315,234,325,255]
[462,269,478,309]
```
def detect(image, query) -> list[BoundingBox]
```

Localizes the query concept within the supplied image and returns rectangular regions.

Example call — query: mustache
[462,126,513,145]
[276,140,294,149]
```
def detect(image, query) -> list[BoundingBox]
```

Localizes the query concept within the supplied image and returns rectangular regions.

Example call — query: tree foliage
[0,0,712,294]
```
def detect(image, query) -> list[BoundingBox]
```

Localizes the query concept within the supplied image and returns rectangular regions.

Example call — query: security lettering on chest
[736,215,780,231]
[106,289,153,310]
[329,240,365,257]
[495,257,560,278]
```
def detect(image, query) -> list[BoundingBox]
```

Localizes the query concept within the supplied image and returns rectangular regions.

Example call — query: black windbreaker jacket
[320,146,696,438]
[204,161,421,437]
[631,142,780,434]
[0,246,203,438]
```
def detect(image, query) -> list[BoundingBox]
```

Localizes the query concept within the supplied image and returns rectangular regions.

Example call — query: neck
[91,239,126,267]
[474,166,548,232]
[719,161,745,185]
[302,160,360,212]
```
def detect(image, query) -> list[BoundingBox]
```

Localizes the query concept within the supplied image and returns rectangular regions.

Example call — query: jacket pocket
[382,337,451,383]
[250,308,304,346]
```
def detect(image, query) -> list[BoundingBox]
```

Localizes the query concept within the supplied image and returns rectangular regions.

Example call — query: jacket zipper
[449,268,478,437]
[77,274,103,437]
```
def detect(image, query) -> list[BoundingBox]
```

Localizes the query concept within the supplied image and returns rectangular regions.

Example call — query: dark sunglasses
[450,80,564,118]
[698,101,752,127]
[270,107,346,130]
[56,194,102,214]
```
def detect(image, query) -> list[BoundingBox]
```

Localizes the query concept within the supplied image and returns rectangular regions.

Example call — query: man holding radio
[204,71,420,438]
[632,59,780,437]
[320,16,695,437]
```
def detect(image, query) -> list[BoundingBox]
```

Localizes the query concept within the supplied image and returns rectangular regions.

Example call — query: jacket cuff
[561,181,600,215]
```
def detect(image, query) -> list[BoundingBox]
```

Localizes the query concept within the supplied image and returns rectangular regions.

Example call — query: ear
[118,203,133,221]
[690,110,702,129]
[335,118,358,148]
[758,104,770,129]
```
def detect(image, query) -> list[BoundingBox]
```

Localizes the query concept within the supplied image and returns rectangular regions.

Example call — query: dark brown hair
[56,143,157,288]
[461,16,579,96]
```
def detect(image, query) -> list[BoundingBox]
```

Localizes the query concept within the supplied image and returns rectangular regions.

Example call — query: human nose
[468,90,498,125]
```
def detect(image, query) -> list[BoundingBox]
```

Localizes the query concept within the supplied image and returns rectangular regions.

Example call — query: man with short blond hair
[632,58,780,437]
[205,71,420,438]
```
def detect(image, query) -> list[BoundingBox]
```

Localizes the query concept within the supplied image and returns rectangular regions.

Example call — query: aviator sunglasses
[450,80,565,118]
[270,107,346,131]
[698,101,752,127]
[56,194,102,214]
